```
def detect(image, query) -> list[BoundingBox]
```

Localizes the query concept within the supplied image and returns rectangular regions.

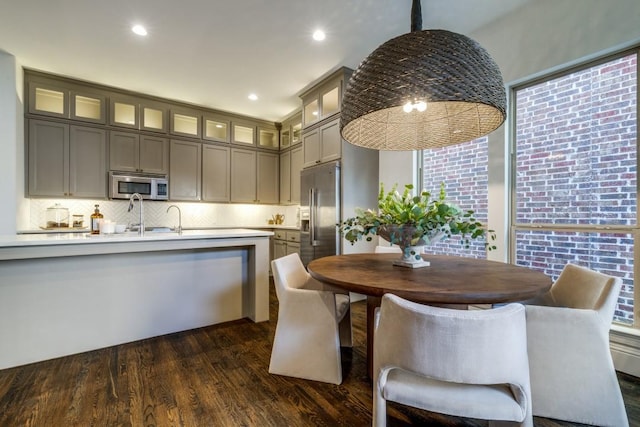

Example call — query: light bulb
[416,101,427,112]
[403,102,413,113]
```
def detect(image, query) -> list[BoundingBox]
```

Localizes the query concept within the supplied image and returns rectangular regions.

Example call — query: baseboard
[610,325,640,378]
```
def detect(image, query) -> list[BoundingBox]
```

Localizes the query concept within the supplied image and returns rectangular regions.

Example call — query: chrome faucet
[128,193,144,236]
[166,204,182,235]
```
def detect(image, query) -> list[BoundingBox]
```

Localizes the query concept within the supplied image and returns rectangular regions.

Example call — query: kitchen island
[0,229,272,369]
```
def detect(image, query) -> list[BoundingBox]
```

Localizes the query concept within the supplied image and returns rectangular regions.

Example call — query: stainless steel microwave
[109,172,169,200]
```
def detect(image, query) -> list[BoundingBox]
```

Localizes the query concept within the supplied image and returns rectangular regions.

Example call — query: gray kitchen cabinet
[302,119,341,168]
[170,108,201,138]
[257,152,279,204]
[29,80,106,124]
[170,139,201,201]
[279,145,303,205]
[290,145,303,204]
[279,150,291,204]
[109,131,169,174]
[274,229,300,258]
[202,144,230,202]
[232,120,256,146]
[140,101,168,133]
[231,148,256,202]
[28,119,106,198]
[258,125,279,150]
[203,114,231,143]
[231,148,278,203]
[110,96,139,129]
[300,67,351,128]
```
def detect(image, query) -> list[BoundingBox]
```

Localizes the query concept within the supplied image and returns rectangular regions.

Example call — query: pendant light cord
[411,0,422,32]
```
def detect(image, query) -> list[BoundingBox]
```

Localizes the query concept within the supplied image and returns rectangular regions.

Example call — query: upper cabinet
[232,120,256,146]
[29,80,106,124]
[258,125,279,150]
[170,107,201,138]
[203,114,231,143]
[280,111,302,149]
[110,96,139,129]
[300,67,352,129]
[140,100,168,133]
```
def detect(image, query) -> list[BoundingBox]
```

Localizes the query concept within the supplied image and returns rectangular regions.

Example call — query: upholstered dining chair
[373,294,532,427]
[524,263,628,426]
[269,253,352,384]
[374,245,402,254]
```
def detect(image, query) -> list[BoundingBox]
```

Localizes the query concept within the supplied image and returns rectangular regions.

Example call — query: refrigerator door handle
[309,187,316,245]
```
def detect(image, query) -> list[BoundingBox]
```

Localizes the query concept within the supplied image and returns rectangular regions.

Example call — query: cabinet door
[139,135,169,174]
[202,144,230,202]
[279,150,291,204]
[232,122,256,146]
[257,152,279,204]
[169,140,201,201]
[320,120,341,163]
[71,91,106,124]
[230,148,257,203]
[273,240,287,260]
[109,131,139,172]
[286,242,300,256]
[258,126,279,150]
[28,82,69,119]
[28,120,69,197]
[290,145,303,204]
[170,109,201,138]
[140,102,167,133]
[69,126,107,198]
[110,97,139,129]
[302,128,320,168]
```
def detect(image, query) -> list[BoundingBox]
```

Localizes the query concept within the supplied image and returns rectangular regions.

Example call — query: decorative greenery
[339,183,497,251]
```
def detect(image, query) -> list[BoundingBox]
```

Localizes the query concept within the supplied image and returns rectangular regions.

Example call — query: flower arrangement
[339,183,496,251]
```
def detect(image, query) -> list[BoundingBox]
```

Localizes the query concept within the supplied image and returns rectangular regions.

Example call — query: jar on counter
[72,214,84,228]
[46,203,70,229]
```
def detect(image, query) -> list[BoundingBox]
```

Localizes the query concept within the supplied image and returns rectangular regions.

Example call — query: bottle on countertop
[90,204,103,235]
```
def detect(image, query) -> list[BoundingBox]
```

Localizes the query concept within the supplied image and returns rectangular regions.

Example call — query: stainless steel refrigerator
[299,160,341,266]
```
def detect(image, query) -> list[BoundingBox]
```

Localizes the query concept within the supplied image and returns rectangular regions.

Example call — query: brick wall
[514,54,637,324]
[422,136,489,259]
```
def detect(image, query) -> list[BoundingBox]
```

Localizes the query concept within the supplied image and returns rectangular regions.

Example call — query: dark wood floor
[0,281,638,427]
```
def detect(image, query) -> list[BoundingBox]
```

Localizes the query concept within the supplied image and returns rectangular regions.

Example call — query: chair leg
[372,385,387,427]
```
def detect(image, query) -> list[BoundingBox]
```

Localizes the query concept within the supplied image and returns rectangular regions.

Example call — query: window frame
[508,45,639,327]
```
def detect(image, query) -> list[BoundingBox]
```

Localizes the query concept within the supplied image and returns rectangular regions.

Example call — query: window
[512,51,637,326]
[422,136,489,259]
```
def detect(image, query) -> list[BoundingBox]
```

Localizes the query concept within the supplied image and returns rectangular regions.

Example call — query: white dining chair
[269,253,352,384]
[373,294,532,427]
[524,263,628,426]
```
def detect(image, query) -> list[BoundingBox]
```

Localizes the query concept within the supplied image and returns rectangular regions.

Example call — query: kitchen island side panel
[0,235,270,370]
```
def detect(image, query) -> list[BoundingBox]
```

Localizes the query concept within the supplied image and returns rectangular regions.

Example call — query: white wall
[0,51,24,234]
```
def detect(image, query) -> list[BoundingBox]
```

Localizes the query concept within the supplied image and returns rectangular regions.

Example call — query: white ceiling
[0,0,530,122]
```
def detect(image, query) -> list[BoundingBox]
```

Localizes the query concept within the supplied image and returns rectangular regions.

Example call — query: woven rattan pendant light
[340,0,506,151]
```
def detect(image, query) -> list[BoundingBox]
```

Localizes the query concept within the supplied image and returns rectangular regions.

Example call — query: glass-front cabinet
[141,101,167,133]
[110,96,139,129]
[232,121,256,146]
[170,108,201,138]
[203,114,231,143]
[258,125,279,150]
[300,67,352,129]
[71,91,106,124]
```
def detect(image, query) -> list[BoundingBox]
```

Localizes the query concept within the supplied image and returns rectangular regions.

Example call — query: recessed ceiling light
[248,93,258,101]
[132,24,148,36]
[312,30,326,41]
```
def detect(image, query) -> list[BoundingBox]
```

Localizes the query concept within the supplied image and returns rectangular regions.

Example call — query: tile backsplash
[28,199,300,231]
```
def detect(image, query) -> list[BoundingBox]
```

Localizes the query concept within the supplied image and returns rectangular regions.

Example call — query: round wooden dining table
[307,253,553,378]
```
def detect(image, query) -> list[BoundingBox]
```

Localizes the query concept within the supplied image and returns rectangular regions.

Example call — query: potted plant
[338,183,496,268]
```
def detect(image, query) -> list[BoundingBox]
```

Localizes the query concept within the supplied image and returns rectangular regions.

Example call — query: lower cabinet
[169,139,201,201]
[28,119,106,198]
[273,229,300,261]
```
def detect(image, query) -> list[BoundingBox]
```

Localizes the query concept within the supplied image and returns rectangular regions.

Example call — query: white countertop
[0,228,274,248]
